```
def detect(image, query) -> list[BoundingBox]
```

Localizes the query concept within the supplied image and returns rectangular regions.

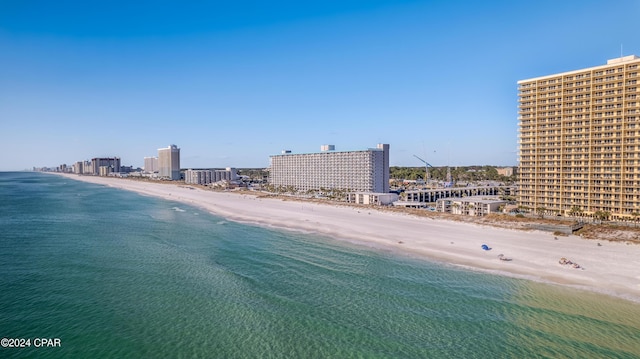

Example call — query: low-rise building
[346,192,399,206]
[185,168,238,185]
[99,165,112,177]
[436,196,507,216]
[399,185,516,206]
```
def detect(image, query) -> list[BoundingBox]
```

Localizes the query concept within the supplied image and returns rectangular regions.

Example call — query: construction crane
[413,155,433,183]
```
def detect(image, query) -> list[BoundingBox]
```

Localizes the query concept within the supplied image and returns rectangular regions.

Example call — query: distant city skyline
[2,0,639,171]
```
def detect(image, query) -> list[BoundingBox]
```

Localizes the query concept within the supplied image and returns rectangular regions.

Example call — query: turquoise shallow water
[1,172,640,358]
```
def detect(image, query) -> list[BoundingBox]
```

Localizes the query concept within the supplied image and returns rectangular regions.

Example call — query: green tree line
[238,166,516,183]
[390,166,516,183]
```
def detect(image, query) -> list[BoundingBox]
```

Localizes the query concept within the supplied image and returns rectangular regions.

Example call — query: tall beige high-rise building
[158,145,181,180]
[144,156,158,173]
[518,55,640,220]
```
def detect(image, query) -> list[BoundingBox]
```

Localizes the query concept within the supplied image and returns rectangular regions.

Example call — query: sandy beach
[58,174,640,302]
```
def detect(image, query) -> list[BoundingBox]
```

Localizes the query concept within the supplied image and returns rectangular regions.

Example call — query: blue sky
[1,0,639,170]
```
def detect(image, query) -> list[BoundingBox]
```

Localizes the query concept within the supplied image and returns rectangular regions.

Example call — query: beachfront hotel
[144,156,158,174]
[158,145,181,180]
[90,157,121,176]
[518,55,640,220]
[269,144,390,193]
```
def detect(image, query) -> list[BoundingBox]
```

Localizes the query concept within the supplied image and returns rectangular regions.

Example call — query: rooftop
[518,55,640,84]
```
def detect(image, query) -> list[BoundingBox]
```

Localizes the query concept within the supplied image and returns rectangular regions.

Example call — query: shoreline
[55,173,640,303]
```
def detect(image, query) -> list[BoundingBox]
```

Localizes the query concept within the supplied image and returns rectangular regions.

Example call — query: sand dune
[58,174,640,302]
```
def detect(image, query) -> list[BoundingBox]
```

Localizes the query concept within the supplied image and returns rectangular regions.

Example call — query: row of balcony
[519,93,639,103]
[519,99,639,107]
[523,80,638,92]
[519,69,638,87]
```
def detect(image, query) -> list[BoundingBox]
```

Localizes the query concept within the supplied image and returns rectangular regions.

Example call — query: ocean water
[1,172,639,359]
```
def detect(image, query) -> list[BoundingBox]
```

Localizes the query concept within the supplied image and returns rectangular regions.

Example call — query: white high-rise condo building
[73,161,83,174]
[144,156,159,173]
[158,145,181,180]
[518,55,640,220]
[269,144,390,193]
[90,157,121,176]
